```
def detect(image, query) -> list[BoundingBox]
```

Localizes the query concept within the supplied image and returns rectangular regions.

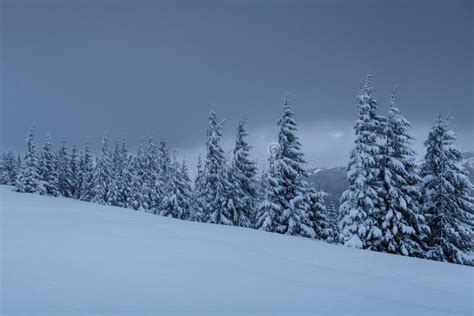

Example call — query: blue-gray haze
[1,0,472,169]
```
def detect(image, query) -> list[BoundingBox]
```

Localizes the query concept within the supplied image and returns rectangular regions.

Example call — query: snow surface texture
[1,185,472,316]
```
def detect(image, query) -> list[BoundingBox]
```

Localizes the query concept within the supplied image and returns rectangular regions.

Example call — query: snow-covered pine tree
[326,203,339,244]
[160,156,183,218]
[160,157,193,220]
[0,154,6,184]
[0,151,19,185]
[127,142,146,210]
[179,159,194,218]
[192,154,206,222]
[108,138,127,206]
[115,137,132,208]
[380,89,429,257]
[156,136,172,210]
[108,139,120,206]
[158,136,172,179]
[255,154,281,232]
[69,145,80,198]
[38,133,60,196]
[75,150,85,200]
[16,154,22,175]
[420,115,473,265]
[142,136,161,212]
[209,163,235,225]
[131,154,146,210]
[79,142,94,201]
[202,109,232,224]
[16,124,41,193]
[338,75,386,249]
[229,118,258,227]
[194,154,205,192]
[116,144,144,211]
[116,157,133,209]
[273,93,314,238]
[56,138,73,197]
[307,187,332,241]
[92,133,112,205]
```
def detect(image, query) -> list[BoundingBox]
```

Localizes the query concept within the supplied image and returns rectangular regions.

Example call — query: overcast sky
[1,0,472,170]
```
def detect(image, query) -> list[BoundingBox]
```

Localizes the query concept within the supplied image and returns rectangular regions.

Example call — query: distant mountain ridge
[306,166,347,208]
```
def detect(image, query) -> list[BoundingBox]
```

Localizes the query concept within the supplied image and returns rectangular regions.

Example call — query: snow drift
[1,185,472,315]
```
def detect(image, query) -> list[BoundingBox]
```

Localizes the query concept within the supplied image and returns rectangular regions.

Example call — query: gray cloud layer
[1,1,472,167]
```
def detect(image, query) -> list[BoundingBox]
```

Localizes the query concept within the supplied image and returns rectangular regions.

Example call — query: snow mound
[1,185,472,315]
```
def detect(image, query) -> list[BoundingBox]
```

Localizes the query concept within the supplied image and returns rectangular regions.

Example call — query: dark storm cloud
[1,0,472,168]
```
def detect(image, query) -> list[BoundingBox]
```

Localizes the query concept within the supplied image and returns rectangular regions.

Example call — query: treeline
[1,75,472,266]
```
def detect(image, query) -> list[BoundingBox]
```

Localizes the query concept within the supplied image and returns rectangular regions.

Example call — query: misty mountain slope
[307,166,347,207]
[1,186,472,316]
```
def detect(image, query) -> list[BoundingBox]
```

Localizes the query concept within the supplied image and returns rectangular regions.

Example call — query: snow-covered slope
[1,186,472,316]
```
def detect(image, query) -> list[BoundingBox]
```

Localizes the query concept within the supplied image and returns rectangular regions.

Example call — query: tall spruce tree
[229,119,257,227]
[156,136,172,210]
[80,142,95,201]
[109,138,128,206]
[115,137,132,208]
[38,133,60,196]
[193,154,206,222]
[142,136,161,212]
[108,139,120,206]
[202,109,230,224]
[76,150,85,199]
[307,187,331,240]
[56,138,73,197]
[92,133,112,205]
[380,90,428,257]
[160,157,193,220]
[69,145,80,198]
[158,136,172,178]
[16,124,40,193]
[129,142,146,210]
[325,203,339,244]
[179,159,194,219]
[255,155,281,232]
[274,94,314,238]
[209,164,235,225]
[116,157,133,209]
[0,151,19,185]
[338,75,386,249]
[118,148,145,210]
[16,154,22,173]
[420,116,473,265]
